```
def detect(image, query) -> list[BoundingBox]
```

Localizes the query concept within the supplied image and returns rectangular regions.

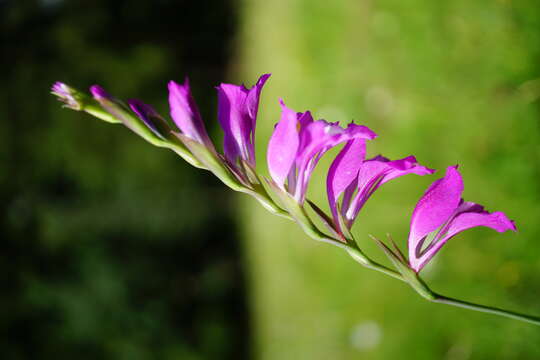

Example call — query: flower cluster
[51,75,516,276]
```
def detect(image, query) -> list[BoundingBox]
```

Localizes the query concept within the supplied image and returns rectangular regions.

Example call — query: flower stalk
[51,76,540,327]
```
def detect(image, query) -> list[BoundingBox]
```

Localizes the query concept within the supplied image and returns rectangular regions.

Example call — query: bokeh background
[2,0,540,359]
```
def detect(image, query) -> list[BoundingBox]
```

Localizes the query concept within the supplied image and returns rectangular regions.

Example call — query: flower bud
[51,82,120,124]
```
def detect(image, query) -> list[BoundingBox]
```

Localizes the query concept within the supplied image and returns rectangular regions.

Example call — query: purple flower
[328,150,434,231]
[217,74,270,166]
[168,78,214,149]
[267,100,377,204]
[408,166,517,272]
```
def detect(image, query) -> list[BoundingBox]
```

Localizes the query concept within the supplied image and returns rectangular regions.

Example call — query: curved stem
[430,293,540,326]
[345,245,404,281]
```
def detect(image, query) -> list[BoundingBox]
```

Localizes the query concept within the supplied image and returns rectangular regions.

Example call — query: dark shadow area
[1,1,249,359]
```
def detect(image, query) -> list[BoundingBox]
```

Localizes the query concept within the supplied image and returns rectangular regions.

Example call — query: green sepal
[387,235,408,265]
[173,132,243,191]
[95,97,166,147]
[239,159,261,185]
[264,178,334,243]
[372,236,435,300]
[263,178,304,219]
[83,102,122,124]
[307,200,342,241]
[224,160,252,188]
[241,181,291,219]
[373,237,408,271]
[165,137,205,169]
[335,204,355,244]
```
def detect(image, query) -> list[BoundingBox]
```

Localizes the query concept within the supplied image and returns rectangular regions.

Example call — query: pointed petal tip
[256,73,271,86]
[445,164,463,183]
[394,155,436,174]
[405,156,436,174]
[168,79,188,93]
[345,123,378,140]
[492,211,518,232]
[90,84,111,100]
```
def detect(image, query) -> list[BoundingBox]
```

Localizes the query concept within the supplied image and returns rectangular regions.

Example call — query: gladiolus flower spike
[51,75,540,327]
[267,100,377,205]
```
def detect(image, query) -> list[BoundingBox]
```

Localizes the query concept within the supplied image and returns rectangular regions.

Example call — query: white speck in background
[350,321,382,351]
[445,343,472,360]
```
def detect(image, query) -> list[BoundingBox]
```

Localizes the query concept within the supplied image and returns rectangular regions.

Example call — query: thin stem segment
[430,294,540,326]
[345,245,404,281]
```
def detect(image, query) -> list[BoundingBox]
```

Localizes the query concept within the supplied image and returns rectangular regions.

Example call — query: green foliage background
[237,0,540,359]
[1,1,249,359]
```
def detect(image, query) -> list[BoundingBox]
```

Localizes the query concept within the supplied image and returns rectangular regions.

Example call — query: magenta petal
[377,156,435,185]
[246,74,271,128]
[297,121,340,200]
[298,110,314,128]
[267,100,300,188]
[217,84,250,162]
[408,166,463,267]
[444,210,517,239]
[343,123,378,141]
[217,74,270,165]
[168,78,212,147]
[343,155,434,227]
[294,122,376,202]
[327,138,367,220]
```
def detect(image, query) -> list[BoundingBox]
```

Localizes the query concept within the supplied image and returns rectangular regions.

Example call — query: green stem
[345,245,404,281]
[430,293,540,326]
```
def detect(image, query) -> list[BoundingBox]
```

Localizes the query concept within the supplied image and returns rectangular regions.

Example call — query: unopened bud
[51,82,120,124]
[51,82,85,110]
[90,84,167,147]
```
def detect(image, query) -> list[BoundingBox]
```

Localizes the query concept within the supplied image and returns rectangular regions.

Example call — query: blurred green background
[1,1,248,359]
[2,0,540,359]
